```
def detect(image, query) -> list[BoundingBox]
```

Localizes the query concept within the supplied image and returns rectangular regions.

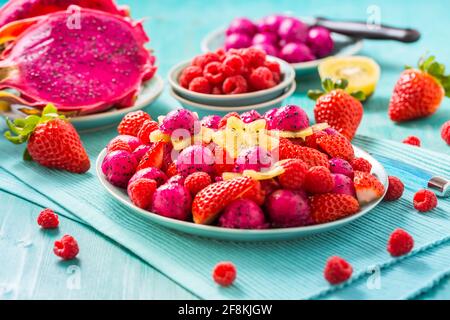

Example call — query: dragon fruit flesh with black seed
[266,105,309,131]
[128,167,168,190]
[332,174,356,197]
[0,6,156,114]
[201,114,221,130]
[240,110,261,123]
[151,183,192,221]
[108,135,141,152]
[0,0,129,28]
[101,150,137,188]
[219,199,269,229]
[160,109,200,136]
[176,145,215,177]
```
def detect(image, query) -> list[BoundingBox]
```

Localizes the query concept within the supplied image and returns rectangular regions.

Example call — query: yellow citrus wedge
[318,56,381,98]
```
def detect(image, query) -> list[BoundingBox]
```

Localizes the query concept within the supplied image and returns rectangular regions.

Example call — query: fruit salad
[224,15,334,63]
[101,106,385,230]
[179,48,282,94]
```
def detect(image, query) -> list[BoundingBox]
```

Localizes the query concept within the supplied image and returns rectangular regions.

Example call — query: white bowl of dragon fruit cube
[201,15,363,76]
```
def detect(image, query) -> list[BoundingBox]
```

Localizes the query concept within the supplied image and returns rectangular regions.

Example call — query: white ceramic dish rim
[168,56,295,100]
[96,145,388,240]
[170,80,296,112]
[69,74,164,124]
[200,27,364,70]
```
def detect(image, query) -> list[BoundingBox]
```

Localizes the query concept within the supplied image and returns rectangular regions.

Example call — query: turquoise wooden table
[0,0,449,299]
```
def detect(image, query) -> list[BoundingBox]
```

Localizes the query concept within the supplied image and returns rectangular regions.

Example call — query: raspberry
[222,75,248,94]
[402,136,421,147]
[54,235,79,260]
[441,121,450,145]
[137,120,159,145]
[37,208,59,229]
[351,157,372,173]
[324,256,353,285]
[118,111,151,136]
[249,66,276,90]
[166,162,178,178]
[212,261,237,287]
[107,139,131,153]
[216,48,226,60]
[218,112,241,129]
[413,189,437,212]
[241,47,266,67]
[192,52,220,69]
[264,60,281,75]
[212,86,223,95]
[278,159,308,190]
[184,172,212,195]
[179,65,203,88]
[189,77,211,94]
[387,228,414,257]
[128,178,157,209]
[223,54,245,76]
[384,176,404,201]
[304,166,334,194]
[203,62,225,85]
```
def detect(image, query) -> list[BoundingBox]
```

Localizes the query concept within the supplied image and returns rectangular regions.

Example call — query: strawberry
[308,78,364,140]
[165,161,178,178]
[278,159,308,190]
[192,176,257,224]
[353,171,385,205]
[127,178,157,210]
[136,141,165,171]
[241,180,265,205]
[389,55,449,122]
[137,120,159,145]
[107,139,131,153]
[304,131,327,149]
[316,133,355,162]
[311,193,360,224]
[118,110,151,136]
[4,104,90,173]
[277,138,330,169]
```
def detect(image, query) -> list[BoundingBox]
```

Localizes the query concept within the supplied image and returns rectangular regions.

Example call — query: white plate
[1,75,164,131]
[96,146,388,241]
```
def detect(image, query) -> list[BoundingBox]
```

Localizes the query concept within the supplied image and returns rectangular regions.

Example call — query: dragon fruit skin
[219,199,269,229]
[0,6,156,114]
[266,105,309,131]
[160,109,200,136]
[329,158,354,179]
[240,110,262,123]
[306,27,334,58]
[176,145,215,177]
[128,167,168,190]
[151,183,192,221]
[265,189,313,228]
[101,150,137,188]
[0,0,129,28]
[234,146,274,173]
[108,135,141,152]
[201,115,221,130]
[332,174,356,197]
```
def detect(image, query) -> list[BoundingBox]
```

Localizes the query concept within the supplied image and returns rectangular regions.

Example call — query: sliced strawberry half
[316,134,355,162]
[311,193,360,224]
[277,138,330,169]
[192,176,257,224]
[136,141,165,171]
[353,171,385,204]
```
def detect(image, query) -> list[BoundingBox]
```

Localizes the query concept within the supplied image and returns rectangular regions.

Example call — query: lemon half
[318,56,381,98]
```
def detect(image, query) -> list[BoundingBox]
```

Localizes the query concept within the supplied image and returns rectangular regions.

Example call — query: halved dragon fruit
[0,6,156,114]
[0,0,129,28]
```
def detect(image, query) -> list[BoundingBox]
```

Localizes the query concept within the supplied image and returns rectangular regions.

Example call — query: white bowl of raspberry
[168,51,296,107]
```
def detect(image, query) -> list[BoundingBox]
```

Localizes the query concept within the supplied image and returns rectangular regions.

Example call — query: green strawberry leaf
[23,148,33,161]
[307,90,325,101]
[334,78,349,90]
[351,91,366,101]
[428,61,445,78]
[322,78,335,92]
[42,104,57,116]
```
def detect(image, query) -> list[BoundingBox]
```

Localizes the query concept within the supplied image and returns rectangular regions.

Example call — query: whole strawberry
[4,104,90,173]
[389,55,449,122]
[308,78,364,140]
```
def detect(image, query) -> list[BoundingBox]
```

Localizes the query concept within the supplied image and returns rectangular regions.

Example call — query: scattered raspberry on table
[323,256,353,285]
[54,235,79,260]
[37,208,59,229]
[213,262,237,287]
[384,176,404,202]
[402,136,421,147]
[441,121,450,145]
[387,229,414,257]
[413,189,437,212]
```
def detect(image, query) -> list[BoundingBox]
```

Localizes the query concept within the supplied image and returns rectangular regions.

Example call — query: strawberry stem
[3,104,65,145]
[307,78,366,101]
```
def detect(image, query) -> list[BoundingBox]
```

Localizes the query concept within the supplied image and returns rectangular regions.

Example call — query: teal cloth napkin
[1,129,449,299]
